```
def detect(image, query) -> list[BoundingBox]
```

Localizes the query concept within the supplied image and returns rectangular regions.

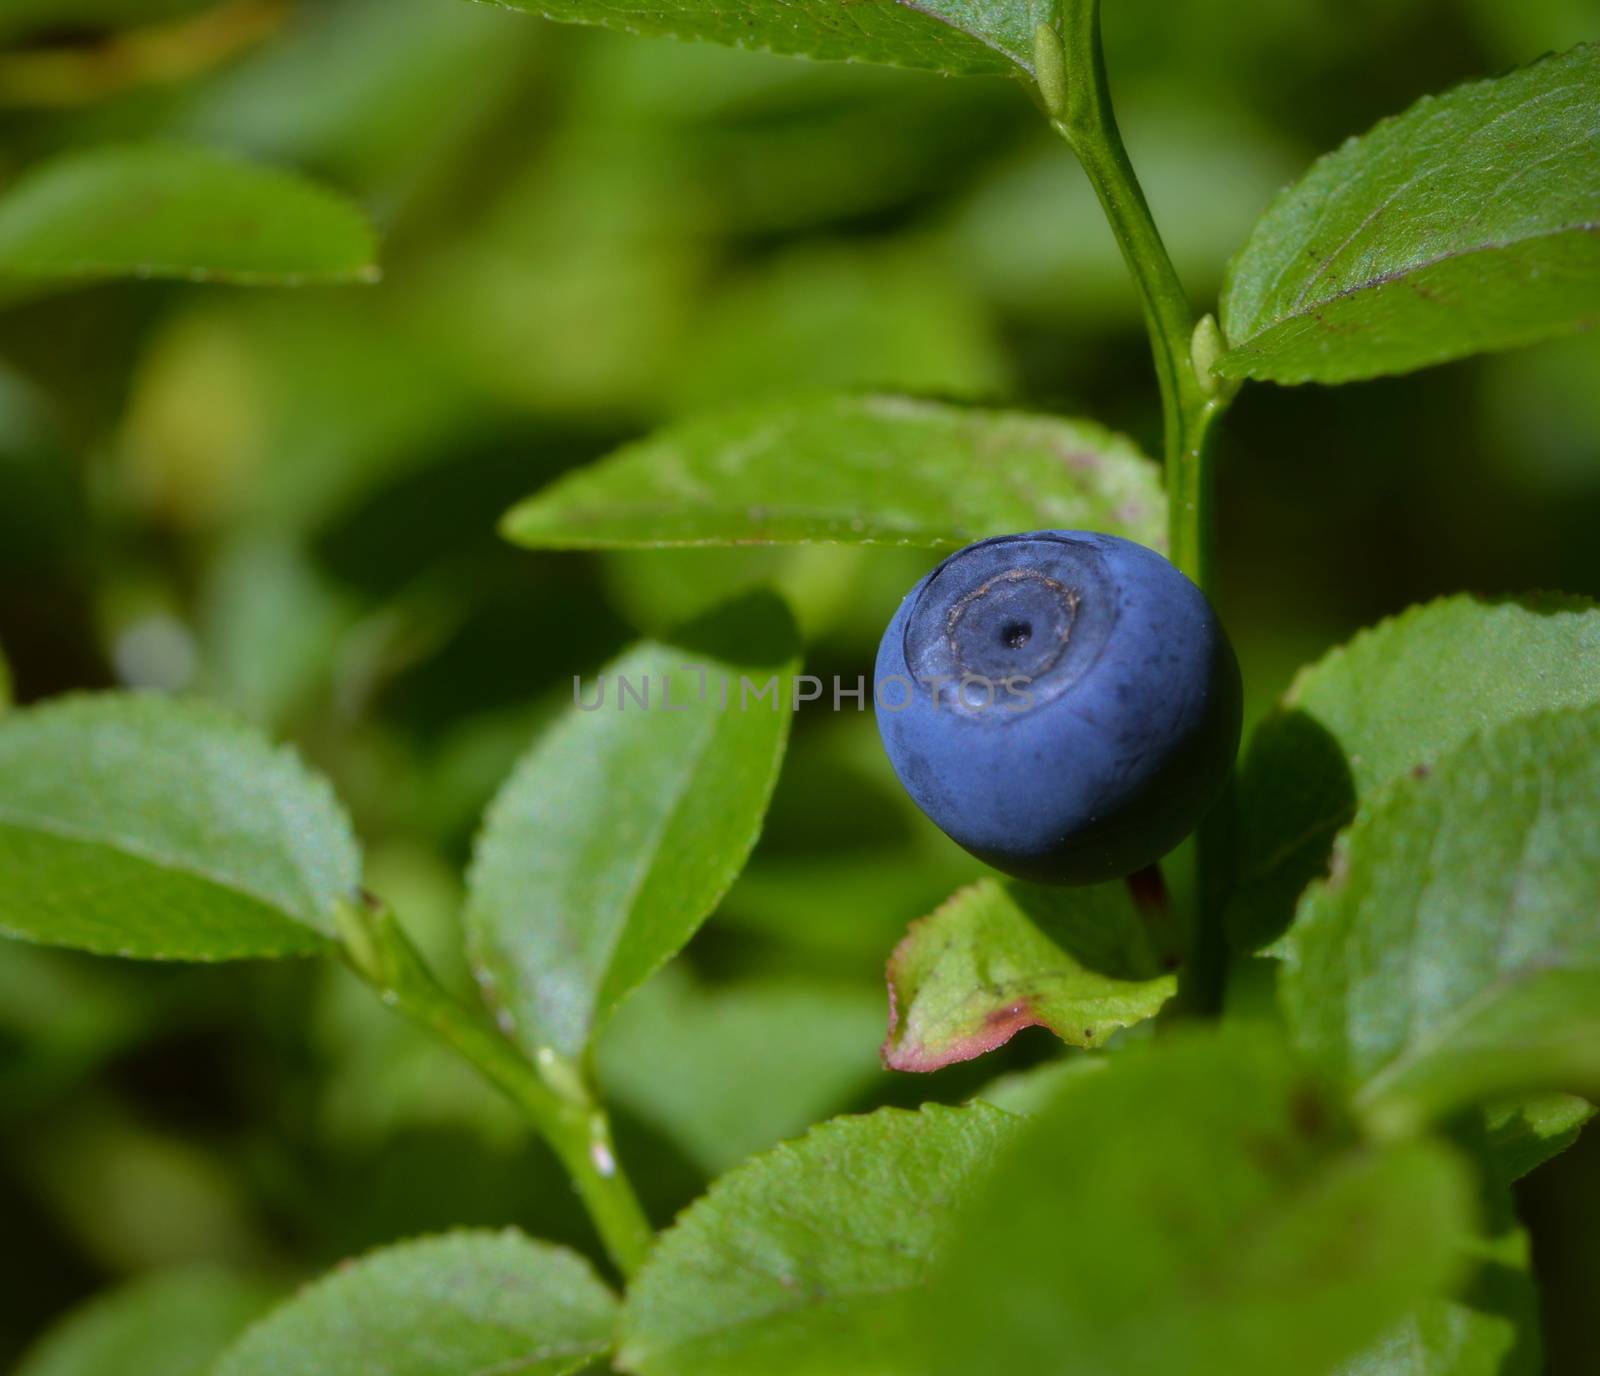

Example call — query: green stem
[1037,3,1231,591]
[334,895,655,1279]
[1037,3,1238,1011]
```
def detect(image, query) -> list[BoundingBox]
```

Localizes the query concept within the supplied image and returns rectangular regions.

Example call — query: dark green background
[0,0,1595,1369]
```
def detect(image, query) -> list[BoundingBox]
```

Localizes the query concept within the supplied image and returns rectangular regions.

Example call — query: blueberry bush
[1,1,1597,1373]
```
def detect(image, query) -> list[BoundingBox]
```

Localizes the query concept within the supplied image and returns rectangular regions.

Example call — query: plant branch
[1037,4,1240,1013]
[1035,6,1236,593]
[334,894,655,1280]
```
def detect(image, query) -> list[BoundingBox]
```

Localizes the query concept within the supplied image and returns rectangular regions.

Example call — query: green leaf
[883,877,1176,1071]
[1219,44,1600,384]
[1282,705,1600,1132]
[502,394,1164,550]
[0,144,378,290]
[1230,594,1600,951]
[465,592,800,1065]
[486,0,1045,78]
[0,693,359,960]
[214,1230,617,1376]
[918,1030,1476,1376]
[15,1267,278,1376]
[1337,1224,1542,1376]
[1343,1122,1562,1376]
[618,1102,1018,1376]
[1360,973,1600,1131]
[1481,1093,1594,1187]
[597,963,886,1175]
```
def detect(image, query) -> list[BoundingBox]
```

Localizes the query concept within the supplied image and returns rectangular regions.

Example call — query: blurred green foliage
[0,0,1596,1369]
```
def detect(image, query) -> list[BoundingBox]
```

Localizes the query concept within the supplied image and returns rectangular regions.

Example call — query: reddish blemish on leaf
[883,983,1046,1073]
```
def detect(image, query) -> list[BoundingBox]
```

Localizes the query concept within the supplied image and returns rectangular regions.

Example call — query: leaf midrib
[629,1272,920,1368]
[585,697,729,1036]
[467,1332,612,1376]
[1232,220,1600,352]
[1277,76,1584,317]
[1352,959,1600,1113]
[0,804,315,929]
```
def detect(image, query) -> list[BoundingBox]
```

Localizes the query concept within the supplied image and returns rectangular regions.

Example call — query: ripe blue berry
[874,530,1241,884]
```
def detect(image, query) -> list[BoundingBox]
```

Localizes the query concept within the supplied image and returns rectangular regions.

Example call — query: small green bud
[1033,24,1069,120]
[1190,314,1232,399]
[333,890,394,988]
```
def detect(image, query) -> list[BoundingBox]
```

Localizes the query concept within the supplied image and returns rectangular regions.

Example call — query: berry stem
[334,893,655,1279]
[1038,3,1237,1011]
[1126,862,1182,972]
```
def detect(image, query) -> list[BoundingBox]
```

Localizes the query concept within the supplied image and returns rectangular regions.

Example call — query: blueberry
[874,530,1241,885]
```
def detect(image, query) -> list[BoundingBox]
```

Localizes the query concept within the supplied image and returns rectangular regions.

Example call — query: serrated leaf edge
[215,1227,619,1376]
[0,141,381,286]
[0,690,359,955]
[615,1100,1017,1371]
[478,0,1031,79]
[1217,42,1600,366]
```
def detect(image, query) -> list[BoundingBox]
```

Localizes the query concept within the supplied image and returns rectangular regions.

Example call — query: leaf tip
[884,995,1048,1073]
